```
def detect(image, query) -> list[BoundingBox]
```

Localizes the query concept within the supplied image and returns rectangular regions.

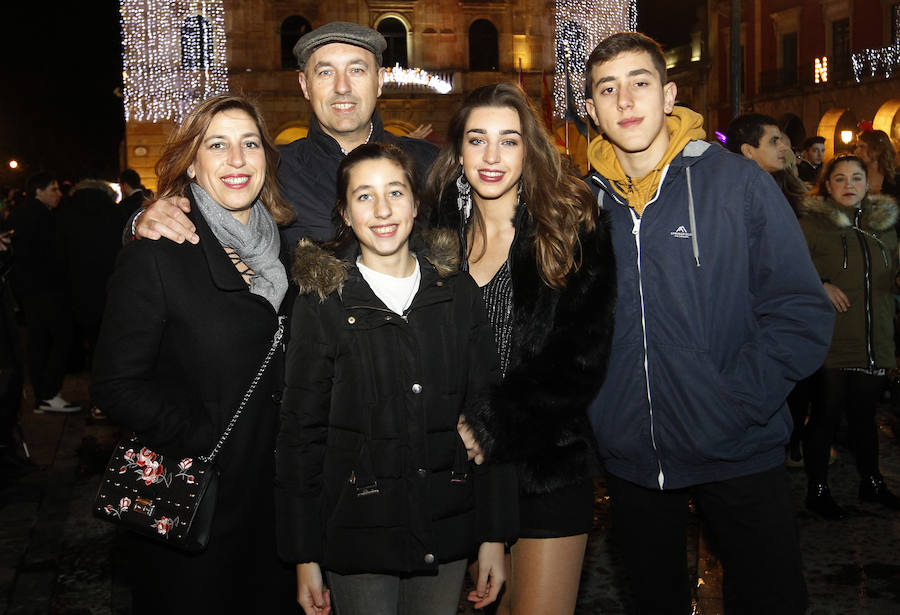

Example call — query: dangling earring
[187,168,195,179]
[456,169,472,222]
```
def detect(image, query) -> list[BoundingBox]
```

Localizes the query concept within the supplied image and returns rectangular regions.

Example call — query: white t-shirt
[356,256,421,315]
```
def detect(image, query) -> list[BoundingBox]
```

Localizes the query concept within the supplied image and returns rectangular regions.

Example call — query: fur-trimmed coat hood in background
[799,192,898,233]
[799,193,899,369]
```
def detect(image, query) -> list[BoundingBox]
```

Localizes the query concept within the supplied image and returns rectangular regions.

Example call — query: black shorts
[518,478,594,538]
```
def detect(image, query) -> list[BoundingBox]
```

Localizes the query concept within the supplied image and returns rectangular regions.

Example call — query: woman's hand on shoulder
[296,562,331,615]
[468,541,507,609]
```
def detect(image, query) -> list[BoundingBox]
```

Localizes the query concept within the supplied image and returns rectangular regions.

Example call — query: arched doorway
[469,20,498,71]
[378,17,408,69]
[275,125,308,146]
[383,120,418,137]
[281,16,311,69]
[873,99,900,143]
[778,113,806,152]
[817,108,858,159]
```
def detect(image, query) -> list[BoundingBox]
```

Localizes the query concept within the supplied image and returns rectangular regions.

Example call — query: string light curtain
[554,0,637,118]
[852,45,900,82]
[120,0,228,123]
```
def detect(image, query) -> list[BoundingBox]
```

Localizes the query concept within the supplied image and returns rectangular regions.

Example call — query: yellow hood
[587,106,706,215]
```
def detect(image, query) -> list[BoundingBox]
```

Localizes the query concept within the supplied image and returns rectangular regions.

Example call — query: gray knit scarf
[190,183,287,310]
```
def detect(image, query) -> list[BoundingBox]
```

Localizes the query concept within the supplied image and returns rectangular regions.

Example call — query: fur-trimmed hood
[292,228,460,301]
[71,179,117,201]
[800,193,898,232]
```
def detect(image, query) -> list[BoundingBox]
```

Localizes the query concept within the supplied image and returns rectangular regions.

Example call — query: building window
[469,20,499,71]
[832,18,850,79]
[782,32,798,85]
[281,16,312,69]
[181,15,212,70]
[378,18,408,68]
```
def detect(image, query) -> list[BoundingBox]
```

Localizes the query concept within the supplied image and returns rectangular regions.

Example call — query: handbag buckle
[132,497,155,517]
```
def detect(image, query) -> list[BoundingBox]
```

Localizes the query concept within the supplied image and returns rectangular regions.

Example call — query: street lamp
[8,160,18,169]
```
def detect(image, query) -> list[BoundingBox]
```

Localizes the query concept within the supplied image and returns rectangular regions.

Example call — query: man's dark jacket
[586,141,834,491]
[277,110,438,247]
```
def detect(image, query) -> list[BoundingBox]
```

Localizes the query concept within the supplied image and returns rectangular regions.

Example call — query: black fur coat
[431,188,616,495]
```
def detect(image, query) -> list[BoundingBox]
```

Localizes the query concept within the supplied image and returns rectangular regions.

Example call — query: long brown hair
[425,82,597,289]
[858,130,897,179]
[155,93,295,225]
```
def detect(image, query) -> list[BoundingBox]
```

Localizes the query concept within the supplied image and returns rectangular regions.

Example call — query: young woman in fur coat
[799,154,900,519]
[275,143,516,615]
[426,82,616,615]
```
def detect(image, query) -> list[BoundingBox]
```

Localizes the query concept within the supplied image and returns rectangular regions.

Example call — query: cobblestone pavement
[2,372,899,614]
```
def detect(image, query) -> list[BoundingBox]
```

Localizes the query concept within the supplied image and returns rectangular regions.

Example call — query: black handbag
[93,316,285,552]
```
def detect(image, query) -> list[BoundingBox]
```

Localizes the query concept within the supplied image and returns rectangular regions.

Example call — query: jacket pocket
[325,430,405,530]
[428,430,475,521]
[651,346,770,463]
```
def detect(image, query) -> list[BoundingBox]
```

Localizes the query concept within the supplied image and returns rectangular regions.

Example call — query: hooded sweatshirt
[587,106,706,215]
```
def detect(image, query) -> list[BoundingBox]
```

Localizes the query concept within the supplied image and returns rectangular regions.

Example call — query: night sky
[0,0,700,189]
[0,1,123,187]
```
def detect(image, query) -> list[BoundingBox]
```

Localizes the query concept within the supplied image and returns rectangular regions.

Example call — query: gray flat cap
[293,22,387,70]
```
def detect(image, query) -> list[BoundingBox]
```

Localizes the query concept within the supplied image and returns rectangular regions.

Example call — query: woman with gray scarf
[92,94,296,614]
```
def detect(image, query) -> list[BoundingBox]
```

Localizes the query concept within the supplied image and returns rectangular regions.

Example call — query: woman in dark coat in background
[799,154,900,520]
[91,94,296,614]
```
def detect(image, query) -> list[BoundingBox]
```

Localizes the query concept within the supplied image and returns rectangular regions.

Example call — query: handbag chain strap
[201,315,286,464]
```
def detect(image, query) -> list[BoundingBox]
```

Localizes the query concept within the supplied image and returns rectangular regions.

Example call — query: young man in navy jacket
[583,32,834,614]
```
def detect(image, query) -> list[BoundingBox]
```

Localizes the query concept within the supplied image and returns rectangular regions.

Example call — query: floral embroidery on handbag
[116,447,197,488]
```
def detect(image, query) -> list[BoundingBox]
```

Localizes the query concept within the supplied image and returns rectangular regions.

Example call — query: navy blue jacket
[586,140,834,490]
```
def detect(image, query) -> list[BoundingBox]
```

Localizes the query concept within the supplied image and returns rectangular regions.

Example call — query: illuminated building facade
[120,0,638,186]
[707,0,900,159]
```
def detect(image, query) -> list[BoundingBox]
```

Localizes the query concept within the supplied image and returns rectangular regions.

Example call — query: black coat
[56,180,122,332]
[277,110,438,245]
[119,188,147,233]
[275,232,517,575]
[91,197,292,612]
[432,189,617,495]
[6,198,66,298]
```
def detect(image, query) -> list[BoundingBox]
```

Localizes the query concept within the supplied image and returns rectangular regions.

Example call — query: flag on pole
[563,69,588,138]
[541,71,564,146]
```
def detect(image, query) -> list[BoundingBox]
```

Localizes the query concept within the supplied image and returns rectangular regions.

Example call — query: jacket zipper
[852,210,876,369]
[630,209,665,489]
[596,169,670,489]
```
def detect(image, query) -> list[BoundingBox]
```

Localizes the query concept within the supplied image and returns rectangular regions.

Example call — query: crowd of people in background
[0,21,898,615]
[724,112,900,524]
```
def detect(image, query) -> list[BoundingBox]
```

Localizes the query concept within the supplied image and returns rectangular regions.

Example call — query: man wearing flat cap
[134,21,437,248]
[279,21,437,244]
